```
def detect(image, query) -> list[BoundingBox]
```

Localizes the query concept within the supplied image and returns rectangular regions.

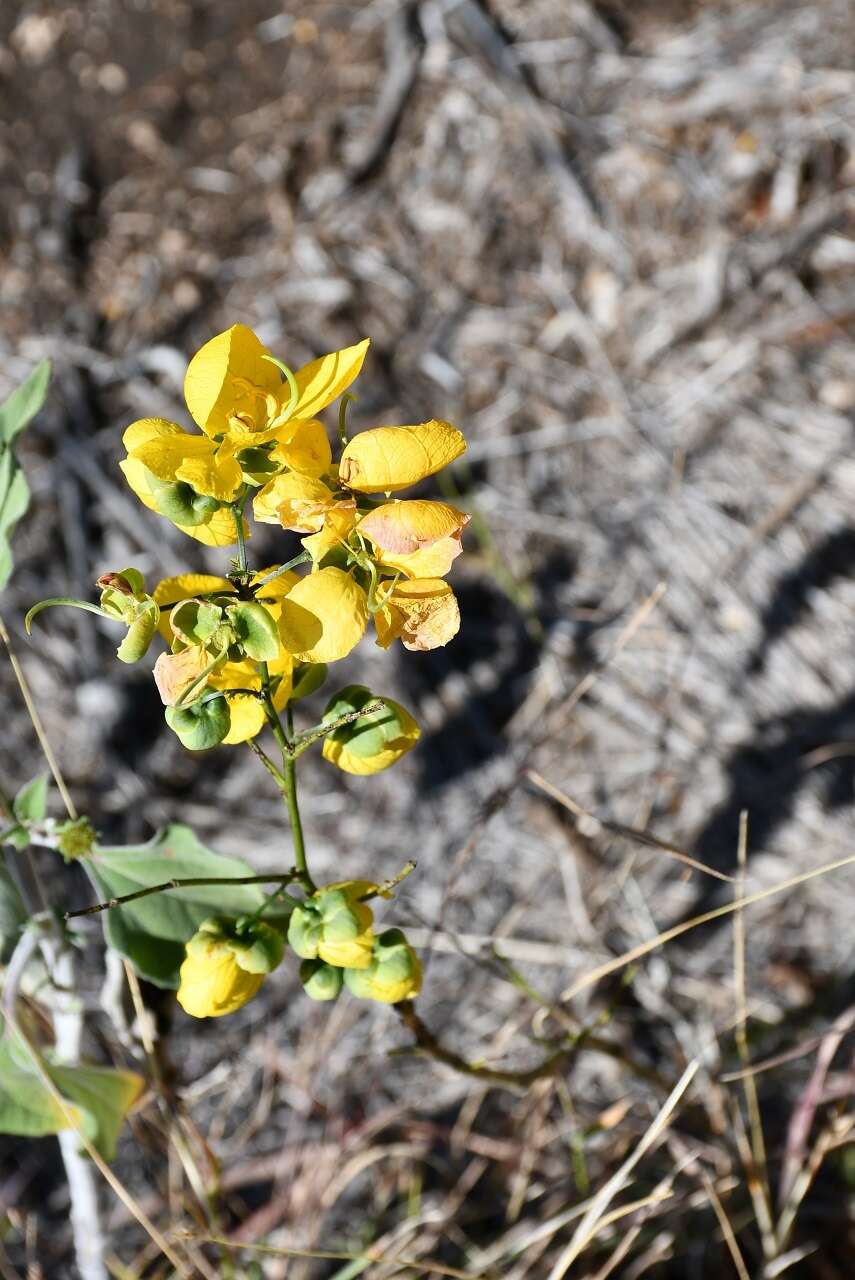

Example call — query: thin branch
[64,873,299,920]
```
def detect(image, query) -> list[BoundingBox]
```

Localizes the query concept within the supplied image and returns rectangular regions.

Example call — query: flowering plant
[24,325,466,1020]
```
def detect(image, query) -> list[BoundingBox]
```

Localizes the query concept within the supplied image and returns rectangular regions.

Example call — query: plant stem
[257,668,315,892]
[64,874,300,919]
[283,706,313,891]
[231,499,248,578]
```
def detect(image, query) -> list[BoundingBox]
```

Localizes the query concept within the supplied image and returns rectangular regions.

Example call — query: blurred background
[3,0,855,1275]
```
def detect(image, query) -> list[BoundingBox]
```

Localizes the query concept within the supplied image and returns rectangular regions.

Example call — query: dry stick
[526,770,735,884]
[697,1168,752,1280]
[732,811,777,1263]
[0,613,77,819]
[184,1235,480,1280]
[545,1060,700,1280]
[560,849,855,1005]
[394,999,664,1092]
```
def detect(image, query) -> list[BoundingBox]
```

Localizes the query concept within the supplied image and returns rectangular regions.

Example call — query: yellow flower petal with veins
[119,457,242,546]
[253,473,334,530]
[279,568,368,662]
[322,699,421,775]
[374,537,463,579]
[375,579,460,652]
[184,323,282,437]
[152,645,212,706]
[131,434,243,501]
[291,339,370,420]
[302,507,358,562]
[269,418,332,477]
[358,500,469,555]
[177,938,263,1018]
[339,421,466,493]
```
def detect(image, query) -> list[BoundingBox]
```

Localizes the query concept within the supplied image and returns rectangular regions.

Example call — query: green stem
[257,668,315,893]
[64,874,299,920]
[231,496,248,578]
[283,706,313,891]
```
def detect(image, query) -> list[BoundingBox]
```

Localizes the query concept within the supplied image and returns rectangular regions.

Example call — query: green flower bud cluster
[287,882,421,1004]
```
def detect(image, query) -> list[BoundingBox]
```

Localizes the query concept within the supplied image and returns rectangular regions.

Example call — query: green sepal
[323,685,410,759]
[147,473,223,526]
[238,444,279,484]
[116,605,158,664]
[230,920,285,975]
[169,598,223,648]
[226,601,280,661]
[344,928,420,1002]
[291,662,328,702]
[287,901,322,960]
[165,696,231,750]
[300,959,343,1001]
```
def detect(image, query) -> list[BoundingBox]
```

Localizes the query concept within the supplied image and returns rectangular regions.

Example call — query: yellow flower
[177,935,263,1018]
[375,578,460,651]
[177,918,284,1018]
[339,420,465,493]
[122,325,368,540]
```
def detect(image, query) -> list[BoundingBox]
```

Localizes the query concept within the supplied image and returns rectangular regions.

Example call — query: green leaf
[0,360,51,444]
[0,865,27,962]
[0,1030,143,1160]
[0,361,50,593]
[13,774,48,824]
[88,825,266,987]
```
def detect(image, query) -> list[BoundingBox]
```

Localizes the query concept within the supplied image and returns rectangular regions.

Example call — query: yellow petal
[152,645,211,706]
[123,417,188,451]
[270,418,332,477]
[374,536,463,579]
[278,568,368,662]
[131,434,242,501]
[119,459,242,546]
[177,943,263,1018]
[375,579,460,652]
[318,932,375,969]
[250,566,300,600]
[184,324,281,437]
[358,500,469,555]
[153,574,236,643]
[253,473,334,530]
[339,421,466,493]
[291,339,370,420]
[302,507,358,563]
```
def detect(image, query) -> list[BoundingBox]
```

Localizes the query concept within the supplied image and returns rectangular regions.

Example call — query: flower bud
[288,882,375,970]
[344,928,422,1004]
[321,685,420,776]
[151,479,223,527]
[177,918,283,1018]
[300,959,343,1001]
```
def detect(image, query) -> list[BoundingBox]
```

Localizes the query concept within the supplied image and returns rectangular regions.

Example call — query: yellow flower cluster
[122,324,468,672]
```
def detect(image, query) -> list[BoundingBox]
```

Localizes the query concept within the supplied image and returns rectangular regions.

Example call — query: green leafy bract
[0,1030,143,1160]
[88,824,266,987]
[0,360,50,590]
[13,773,48,824]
